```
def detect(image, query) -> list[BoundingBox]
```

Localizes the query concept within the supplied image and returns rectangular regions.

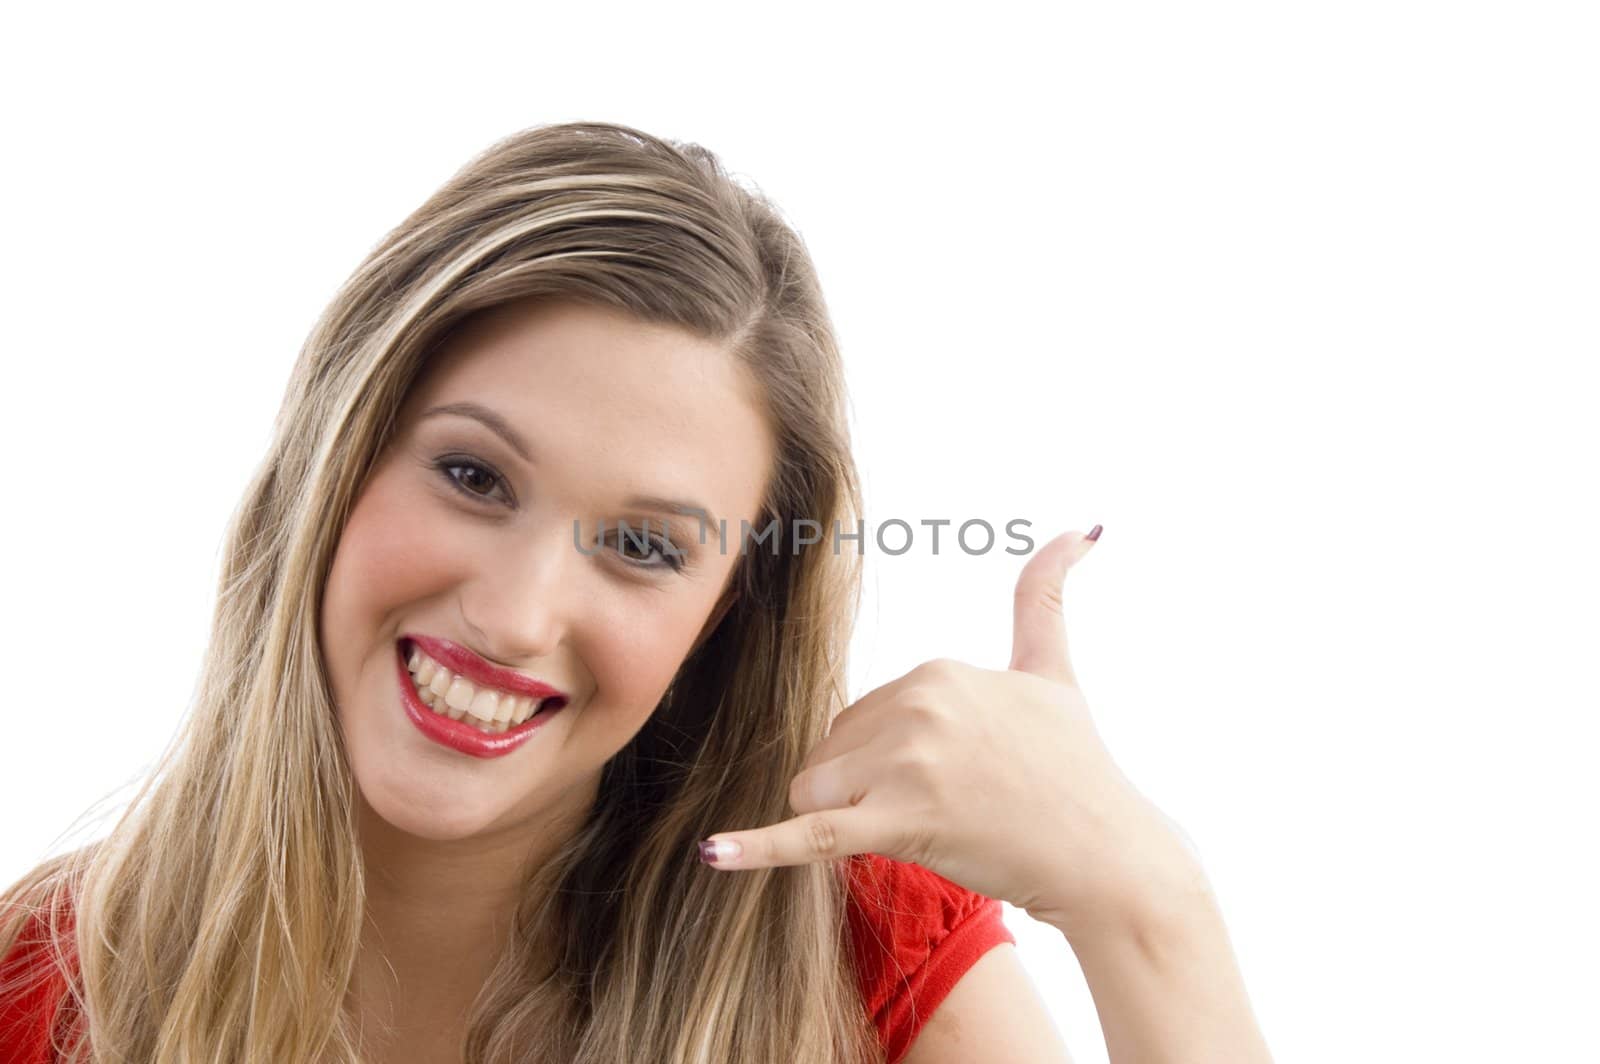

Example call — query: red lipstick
[403,634,569,702]
[395,637,568,759]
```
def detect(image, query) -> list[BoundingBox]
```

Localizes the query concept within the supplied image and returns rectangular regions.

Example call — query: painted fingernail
[1086,524,1103,542]
[697,838,742,865]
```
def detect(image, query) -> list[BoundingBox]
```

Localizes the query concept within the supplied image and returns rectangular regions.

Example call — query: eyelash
[435,455,513,505]
[432,456,688,573]
[599,525,687,572]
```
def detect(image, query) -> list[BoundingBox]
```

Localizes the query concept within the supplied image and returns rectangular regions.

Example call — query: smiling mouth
[400,639,566,734]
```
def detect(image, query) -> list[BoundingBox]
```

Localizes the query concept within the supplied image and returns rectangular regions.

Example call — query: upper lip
[401,633,570,705]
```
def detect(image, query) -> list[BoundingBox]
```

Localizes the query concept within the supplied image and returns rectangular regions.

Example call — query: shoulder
[842,852,1017,1063]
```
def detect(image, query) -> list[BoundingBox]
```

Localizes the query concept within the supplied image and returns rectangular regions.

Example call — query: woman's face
[319,298,774,843]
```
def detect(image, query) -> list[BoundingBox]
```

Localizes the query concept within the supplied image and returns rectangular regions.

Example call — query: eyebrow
[421,401,533,462]
[420,400,719,531]
[622,495,719,539]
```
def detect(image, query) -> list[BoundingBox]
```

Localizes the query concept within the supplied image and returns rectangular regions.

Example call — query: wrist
[1049,862,1274,1064]
[1029,825,1217,951]
[1065,861,1223,965]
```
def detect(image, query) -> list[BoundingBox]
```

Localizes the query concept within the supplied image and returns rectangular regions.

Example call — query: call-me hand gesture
[697,527,1208,941]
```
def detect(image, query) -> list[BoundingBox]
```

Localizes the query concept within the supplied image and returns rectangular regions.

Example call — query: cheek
[584,626,686,712]
[573,583,730,729]
[322,470,461,665]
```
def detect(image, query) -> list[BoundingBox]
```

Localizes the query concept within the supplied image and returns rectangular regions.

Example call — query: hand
[696,527,1207,939]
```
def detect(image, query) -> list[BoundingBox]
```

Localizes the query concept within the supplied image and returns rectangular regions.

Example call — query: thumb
[1009,525,1101,686]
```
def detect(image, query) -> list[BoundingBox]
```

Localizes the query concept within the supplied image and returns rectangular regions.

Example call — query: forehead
[406,299,775,516]
[438,299,748,408]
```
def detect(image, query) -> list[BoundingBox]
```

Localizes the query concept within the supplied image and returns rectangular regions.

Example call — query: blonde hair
[0,121,879,1062]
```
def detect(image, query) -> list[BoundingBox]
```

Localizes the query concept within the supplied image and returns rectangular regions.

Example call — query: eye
[603,523,687,573]
[434,456,512,505]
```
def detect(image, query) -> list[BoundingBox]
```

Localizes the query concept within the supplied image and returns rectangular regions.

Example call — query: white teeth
[405,645,549,735]
[468,688,501,723]
[444,676,476,712]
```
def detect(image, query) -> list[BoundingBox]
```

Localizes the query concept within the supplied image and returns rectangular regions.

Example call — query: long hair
[0,121,879,1063]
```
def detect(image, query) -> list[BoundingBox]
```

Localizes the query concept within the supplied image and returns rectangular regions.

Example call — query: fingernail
[697,838,742,865]
[1086,524,1103,542]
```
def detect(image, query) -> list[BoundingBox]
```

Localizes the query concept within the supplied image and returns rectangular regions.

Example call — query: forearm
[1051,872,1273,1064]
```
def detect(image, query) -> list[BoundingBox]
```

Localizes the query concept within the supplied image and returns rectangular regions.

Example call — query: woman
[0,121,1271,1062]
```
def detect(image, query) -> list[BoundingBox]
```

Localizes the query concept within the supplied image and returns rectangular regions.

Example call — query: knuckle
[903,698,945,728]
[892,739,939,780]
[1015,578,1065,616]
[804,815,838,857]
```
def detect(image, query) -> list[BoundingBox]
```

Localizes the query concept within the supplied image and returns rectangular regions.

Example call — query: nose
[457,524,573,666]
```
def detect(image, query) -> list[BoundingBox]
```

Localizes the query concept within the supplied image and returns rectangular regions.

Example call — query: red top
[0,903,75,1064]
[844,852,1015,1062]
[0,855,1012,1063]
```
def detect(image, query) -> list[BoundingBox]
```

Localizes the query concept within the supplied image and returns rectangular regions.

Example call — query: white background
[2,3,1596,1061]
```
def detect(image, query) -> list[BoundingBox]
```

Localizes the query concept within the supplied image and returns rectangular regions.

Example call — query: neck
[346,778,599,1059]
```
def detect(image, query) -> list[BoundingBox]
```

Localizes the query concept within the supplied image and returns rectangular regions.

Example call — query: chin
[359,772,519,842]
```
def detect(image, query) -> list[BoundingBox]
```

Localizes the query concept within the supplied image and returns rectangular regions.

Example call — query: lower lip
[395,643,565,759]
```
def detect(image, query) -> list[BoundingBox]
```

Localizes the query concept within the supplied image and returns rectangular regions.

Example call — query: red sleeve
[844,852,1016,1064]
